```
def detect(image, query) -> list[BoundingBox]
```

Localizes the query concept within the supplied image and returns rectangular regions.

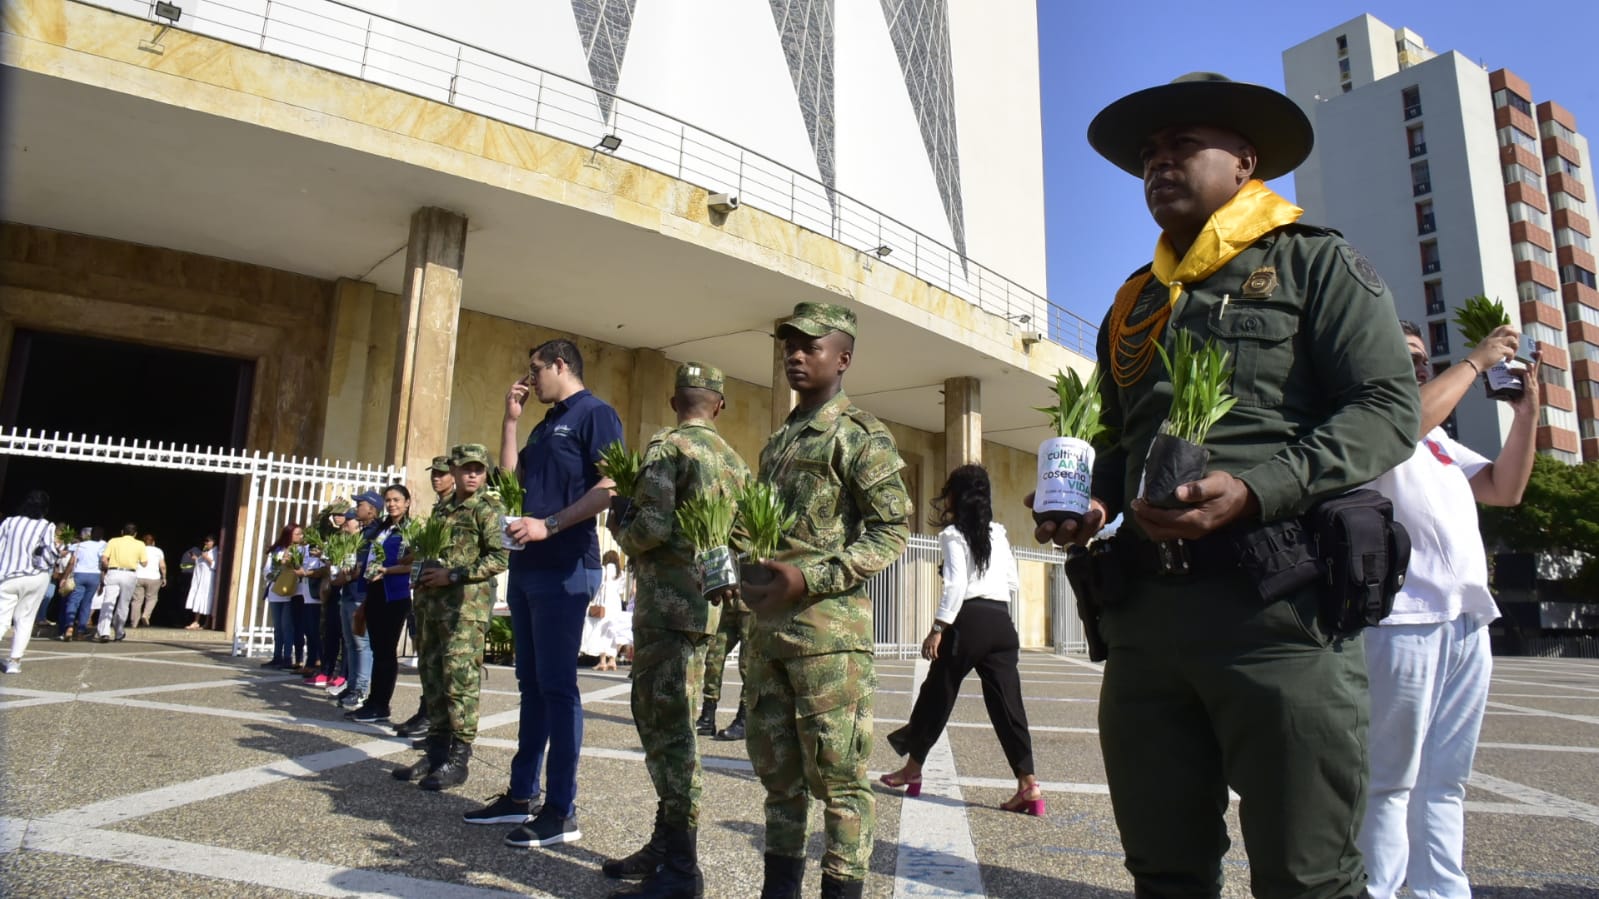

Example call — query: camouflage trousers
[746,647,877,882]
[631,626,711,829]
[416,604,489,743]
[701,599,749,706]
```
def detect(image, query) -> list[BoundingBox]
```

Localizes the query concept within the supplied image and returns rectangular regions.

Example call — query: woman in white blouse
[880,464,1043,816]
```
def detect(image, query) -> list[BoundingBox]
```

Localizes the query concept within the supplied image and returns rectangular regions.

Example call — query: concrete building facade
[1284,14,1597,461]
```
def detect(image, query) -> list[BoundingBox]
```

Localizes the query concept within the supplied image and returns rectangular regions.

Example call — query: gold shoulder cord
[1108,272,1167,387]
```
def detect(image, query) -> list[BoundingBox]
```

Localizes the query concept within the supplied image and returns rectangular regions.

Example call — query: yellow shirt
[103,535,148,571]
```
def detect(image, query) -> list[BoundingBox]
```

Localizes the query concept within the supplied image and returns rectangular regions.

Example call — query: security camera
[1019,330,1046,349]
[708,193,739,214]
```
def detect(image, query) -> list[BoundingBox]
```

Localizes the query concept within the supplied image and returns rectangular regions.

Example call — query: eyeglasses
[528,359,559,377]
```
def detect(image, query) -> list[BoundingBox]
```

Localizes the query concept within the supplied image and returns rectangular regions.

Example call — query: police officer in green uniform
[395,443,510,791]
[695,589,749,740]
[602,362,750,899]
[396,454,458,741]
[741,302,911,899]
[1035,74,1421,898]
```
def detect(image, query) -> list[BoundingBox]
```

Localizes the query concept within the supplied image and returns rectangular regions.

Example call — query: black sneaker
[337,691,366,710]
[504,808,580,848]
[345,706,389,723]
[464,794,538,826]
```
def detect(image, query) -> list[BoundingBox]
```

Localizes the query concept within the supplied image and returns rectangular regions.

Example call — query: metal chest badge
[1241,266,1279,299]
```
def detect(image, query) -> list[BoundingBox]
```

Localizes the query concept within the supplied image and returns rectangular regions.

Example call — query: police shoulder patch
[1337,245,1386,296]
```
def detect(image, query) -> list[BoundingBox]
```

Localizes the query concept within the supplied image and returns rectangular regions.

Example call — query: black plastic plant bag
[1142,433,1209,509]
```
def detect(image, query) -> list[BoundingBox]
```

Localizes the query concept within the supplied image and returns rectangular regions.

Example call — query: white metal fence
[866,534,1081,659]
[0,428,402,656]
[77,0,1097,356]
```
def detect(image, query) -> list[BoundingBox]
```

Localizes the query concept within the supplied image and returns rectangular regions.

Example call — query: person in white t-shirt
[1360,320,1538,899]
[879,464,1043,817]
[130,533,167,628]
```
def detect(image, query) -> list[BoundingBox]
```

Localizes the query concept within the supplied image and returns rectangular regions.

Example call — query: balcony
[1546,384,1575,412]
[1522,299,1565,329]
[1537,425,1581,453]
[1405,104,1423,120]
[1418,214,1437,235]
[1565,281,1599,308]
[1506,181,1549,212]
[1553,208,1592,237]
[1516,259,1561,290]
[1409,142,1428,158]
[1584,437,1599,463]
[1422,259,1442,274]
[1413,181,1432,197]
[1427,298,1446,315]
[1549,172,1587,203]
[1432,341,1450,356]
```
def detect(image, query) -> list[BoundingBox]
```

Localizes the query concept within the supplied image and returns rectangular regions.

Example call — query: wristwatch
[449,569,462,586]
[544,515,561,535]
[931,621,948,634]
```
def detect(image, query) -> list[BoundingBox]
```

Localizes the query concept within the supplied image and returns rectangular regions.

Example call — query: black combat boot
[818,874,863,899]
[758,853,805,899]
[419,739,472,791]
[608,828,702,898]
[604,802,667,879]
[694,700,717,736]
[393,699,429,737]
[392,736,446,782]
[712,702,746,741]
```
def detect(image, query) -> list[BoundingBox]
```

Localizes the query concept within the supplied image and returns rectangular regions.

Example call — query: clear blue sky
[1038,2,1599,333]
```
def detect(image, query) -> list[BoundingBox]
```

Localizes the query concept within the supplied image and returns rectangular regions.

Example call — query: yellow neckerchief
[1108,179,1302,387]
[1150,179,1303,306]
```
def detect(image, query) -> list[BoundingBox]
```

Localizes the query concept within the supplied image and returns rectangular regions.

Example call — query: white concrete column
[944,376,982,472]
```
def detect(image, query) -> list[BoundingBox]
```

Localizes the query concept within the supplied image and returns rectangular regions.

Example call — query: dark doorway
[0,330,253,629]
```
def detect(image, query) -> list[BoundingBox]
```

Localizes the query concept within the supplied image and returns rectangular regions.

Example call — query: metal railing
[866,534,1081,658]
[79,0,1096,356]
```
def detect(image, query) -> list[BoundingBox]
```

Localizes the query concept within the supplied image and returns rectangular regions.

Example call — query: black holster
[1064,541,1122,662]
[1306,489,1411,636]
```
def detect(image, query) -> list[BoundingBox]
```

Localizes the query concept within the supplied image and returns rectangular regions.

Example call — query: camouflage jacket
[618,418,750,635]
[415,489,509,622]
[756,391,910,656]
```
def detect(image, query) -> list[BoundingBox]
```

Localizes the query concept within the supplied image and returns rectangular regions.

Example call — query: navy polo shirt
[514,388,624,571]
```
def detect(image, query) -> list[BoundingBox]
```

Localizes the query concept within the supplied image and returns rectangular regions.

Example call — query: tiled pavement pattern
[2,630,1596,897]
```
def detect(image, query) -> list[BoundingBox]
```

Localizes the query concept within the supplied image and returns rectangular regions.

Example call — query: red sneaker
[304,674,329,687]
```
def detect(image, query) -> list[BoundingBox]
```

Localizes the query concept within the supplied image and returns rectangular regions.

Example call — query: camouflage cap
[778,301,856,339]
[429,455,452,473]
[449,443,491,467]
[675,361,725,394]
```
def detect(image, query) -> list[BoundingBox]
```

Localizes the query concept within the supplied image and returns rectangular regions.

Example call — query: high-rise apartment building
[1284,15,1597,461]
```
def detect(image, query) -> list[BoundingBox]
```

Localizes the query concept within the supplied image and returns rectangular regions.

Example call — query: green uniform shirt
[1094,224,1422,531]
[417,489,509,621]
[756,391,911,657]
[618,418,750,635]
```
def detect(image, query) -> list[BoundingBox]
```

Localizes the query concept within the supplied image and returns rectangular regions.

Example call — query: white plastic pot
[502,515,525,551]
[1033,436,1095,518]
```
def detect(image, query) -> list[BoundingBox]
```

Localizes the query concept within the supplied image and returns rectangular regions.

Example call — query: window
[1416,200,1436,235]
[1542,406,1579,432]
[1540,119,1577,143]
[1546,448,1581,464]
[1576,380,1599,399]
[1336,34,1348,55]
[1557,229,1593,252]
[1420,240,1441,275]
[1521,281,1560,305]
[1407,125,1427,157]
[1498,125,1538,153]
[1541,365,1572,389]
[1547,156,1582,177]
[1338,58,1351,77]
[1583,418,1599,440]
[1507,201,1551,230]
[1493,88,1533,116]
[1526,321,1567,347]
[1552,192,1591,219]
[1402,85,1422,119]
[1429,321,1450,356]
[1568,303,1599,327]
[1503,162,1543,189]
[1562,265,1598,289]
[1570,341,1599,362]
[1341,82,1352,94]
[1513,241,1556,269]
[1411,160,1432,196]
[1425,280,1446,315]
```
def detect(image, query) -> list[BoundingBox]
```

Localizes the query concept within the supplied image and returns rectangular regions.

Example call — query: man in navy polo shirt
[465,337,622,849]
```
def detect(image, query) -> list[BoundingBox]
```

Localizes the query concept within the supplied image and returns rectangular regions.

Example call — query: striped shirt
[0,516,59,581]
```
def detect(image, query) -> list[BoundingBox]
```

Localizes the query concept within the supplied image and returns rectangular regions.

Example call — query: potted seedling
[597,440,644,523]
[488,468,527,551]
[734,482,796,592]
[270,544,304,597]
[1143,330,1237,509]
[366,537,387,583]
[1033,367,1109,527]
[677,492,739,598]
[1455,294,1537,401]
[400,516,453,589]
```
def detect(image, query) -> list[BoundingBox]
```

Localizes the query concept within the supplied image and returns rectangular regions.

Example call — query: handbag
[588,604,607,619]
[61,575,77,594]
[270,566,298,597]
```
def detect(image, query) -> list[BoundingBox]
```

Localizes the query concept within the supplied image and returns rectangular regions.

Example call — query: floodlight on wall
[872,245,892,258]
[1005,313,1032,326]
[596,134,623,152]
[154,1,183,21]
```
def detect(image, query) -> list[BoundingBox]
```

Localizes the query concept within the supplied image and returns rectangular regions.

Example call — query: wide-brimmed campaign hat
[1087,72,1314,181]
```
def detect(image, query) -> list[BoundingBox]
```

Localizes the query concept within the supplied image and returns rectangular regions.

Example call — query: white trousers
[1359,617,1492,899]
[0,570,51,660]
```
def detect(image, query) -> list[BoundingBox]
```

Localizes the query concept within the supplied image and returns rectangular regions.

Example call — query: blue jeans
[270,600,297,665]
[339,597,372,693]
[507,561,601,814]
[60,574,101,635]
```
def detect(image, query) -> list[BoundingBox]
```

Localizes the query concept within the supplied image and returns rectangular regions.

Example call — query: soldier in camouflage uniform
[602,362,749,899]
[396,454,458,741]
[393,443,510,792]
[741,302,911,899]
[694,592,749,740]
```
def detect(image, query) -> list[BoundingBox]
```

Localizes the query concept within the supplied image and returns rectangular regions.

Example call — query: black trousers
[886,598,1034,776]
[366,596,411,713]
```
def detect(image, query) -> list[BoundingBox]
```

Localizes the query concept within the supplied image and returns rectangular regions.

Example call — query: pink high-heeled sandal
[879,770,923,797]
[1000,784,1045,817]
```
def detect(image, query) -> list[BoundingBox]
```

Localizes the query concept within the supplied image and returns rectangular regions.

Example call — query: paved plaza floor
[1,629,1596,897]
